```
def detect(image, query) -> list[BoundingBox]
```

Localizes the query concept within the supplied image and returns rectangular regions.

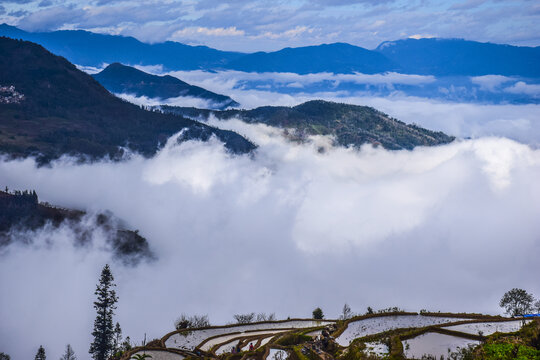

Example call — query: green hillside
[162,100,454,150]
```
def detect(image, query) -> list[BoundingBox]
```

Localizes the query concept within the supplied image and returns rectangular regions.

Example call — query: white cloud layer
[126,69,540,146]
[172,26,245,38]
[165,70,437,88]
[1,121,540,360]
[116,92,221,109]
[505,81,540,97]
[470,75,514,91]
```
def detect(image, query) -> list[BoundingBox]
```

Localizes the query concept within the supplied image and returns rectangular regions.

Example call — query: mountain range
[0,36,458,164]
[224,43,399,74]
[0,37,255,164]
[376,39,540,77]
[0,24,242,71]
[93,63,239,109]
[1,24,539,77]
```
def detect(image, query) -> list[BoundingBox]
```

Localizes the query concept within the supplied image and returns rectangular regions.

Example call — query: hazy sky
[1,0,539,51]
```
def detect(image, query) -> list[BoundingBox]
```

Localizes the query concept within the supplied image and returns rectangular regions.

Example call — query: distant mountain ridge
[162,100,455,150]
[0,23,242,70]
[225,42,399,74]
[376,38,540,77]
[93,63,239,109]
[2,24,539,77]
[0,37,255,163]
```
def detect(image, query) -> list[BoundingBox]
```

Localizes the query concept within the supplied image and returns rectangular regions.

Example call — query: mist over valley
[1,3,539,360]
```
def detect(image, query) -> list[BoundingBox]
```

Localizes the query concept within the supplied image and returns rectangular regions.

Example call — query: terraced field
[121,314,535,360]
[403,332,480,359]
[163,319,333,352]
[442,319,530,335]
[336,315,469,346]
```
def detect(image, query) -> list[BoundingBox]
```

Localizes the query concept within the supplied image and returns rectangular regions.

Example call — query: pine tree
[89,264,118,360]
[121,336,132,352]
[60,344,76,360]
[35,346,46,360]
[112,322,122,354]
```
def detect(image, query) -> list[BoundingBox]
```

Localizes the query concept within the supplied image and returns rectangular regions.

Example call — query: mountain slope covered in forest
[93,63,239,109]
[162,100,455,150]
[0,37,255,163]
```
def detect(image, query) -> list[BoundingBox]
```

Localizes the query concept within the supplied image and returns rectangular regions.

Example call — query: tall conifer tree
[89,264,118,360]
[34,346,46,360]
[112,322,122,354]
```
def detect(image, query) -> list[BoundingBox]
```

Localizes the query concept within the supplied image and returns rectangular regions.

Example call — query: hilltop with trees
[0,188,153,265]
[162,100,455,150]
[93,63,239,109]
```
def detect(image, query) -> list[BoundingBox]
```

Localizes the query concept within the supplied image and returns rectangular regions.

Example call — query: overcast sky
[1,0,539,51]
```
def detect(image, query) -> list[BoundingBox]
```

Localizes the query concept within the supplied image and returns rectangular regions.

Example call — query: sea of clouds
[112,67,540,146]
[1,69,540,360]
[1,123,540,359]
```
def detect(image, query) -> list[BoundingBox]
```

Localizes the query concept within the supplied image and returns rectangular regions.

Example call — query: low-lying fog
[1,71,540,359]
[116,67,540,146]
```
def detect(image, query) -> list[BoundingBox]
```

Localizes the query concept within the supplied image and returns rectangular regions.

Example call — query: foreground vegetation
[9,287,539,360]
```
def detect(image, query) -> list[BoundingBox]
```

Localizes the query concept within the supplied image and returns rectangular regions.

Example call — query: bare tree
[499,288,534,316]
[60,344,76,360]
[234,313,256,324]
[191,315,210,328]
[174,314,210,330]
[534,299,540,313]
[339,303,353,320]
[256,313,276,322]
